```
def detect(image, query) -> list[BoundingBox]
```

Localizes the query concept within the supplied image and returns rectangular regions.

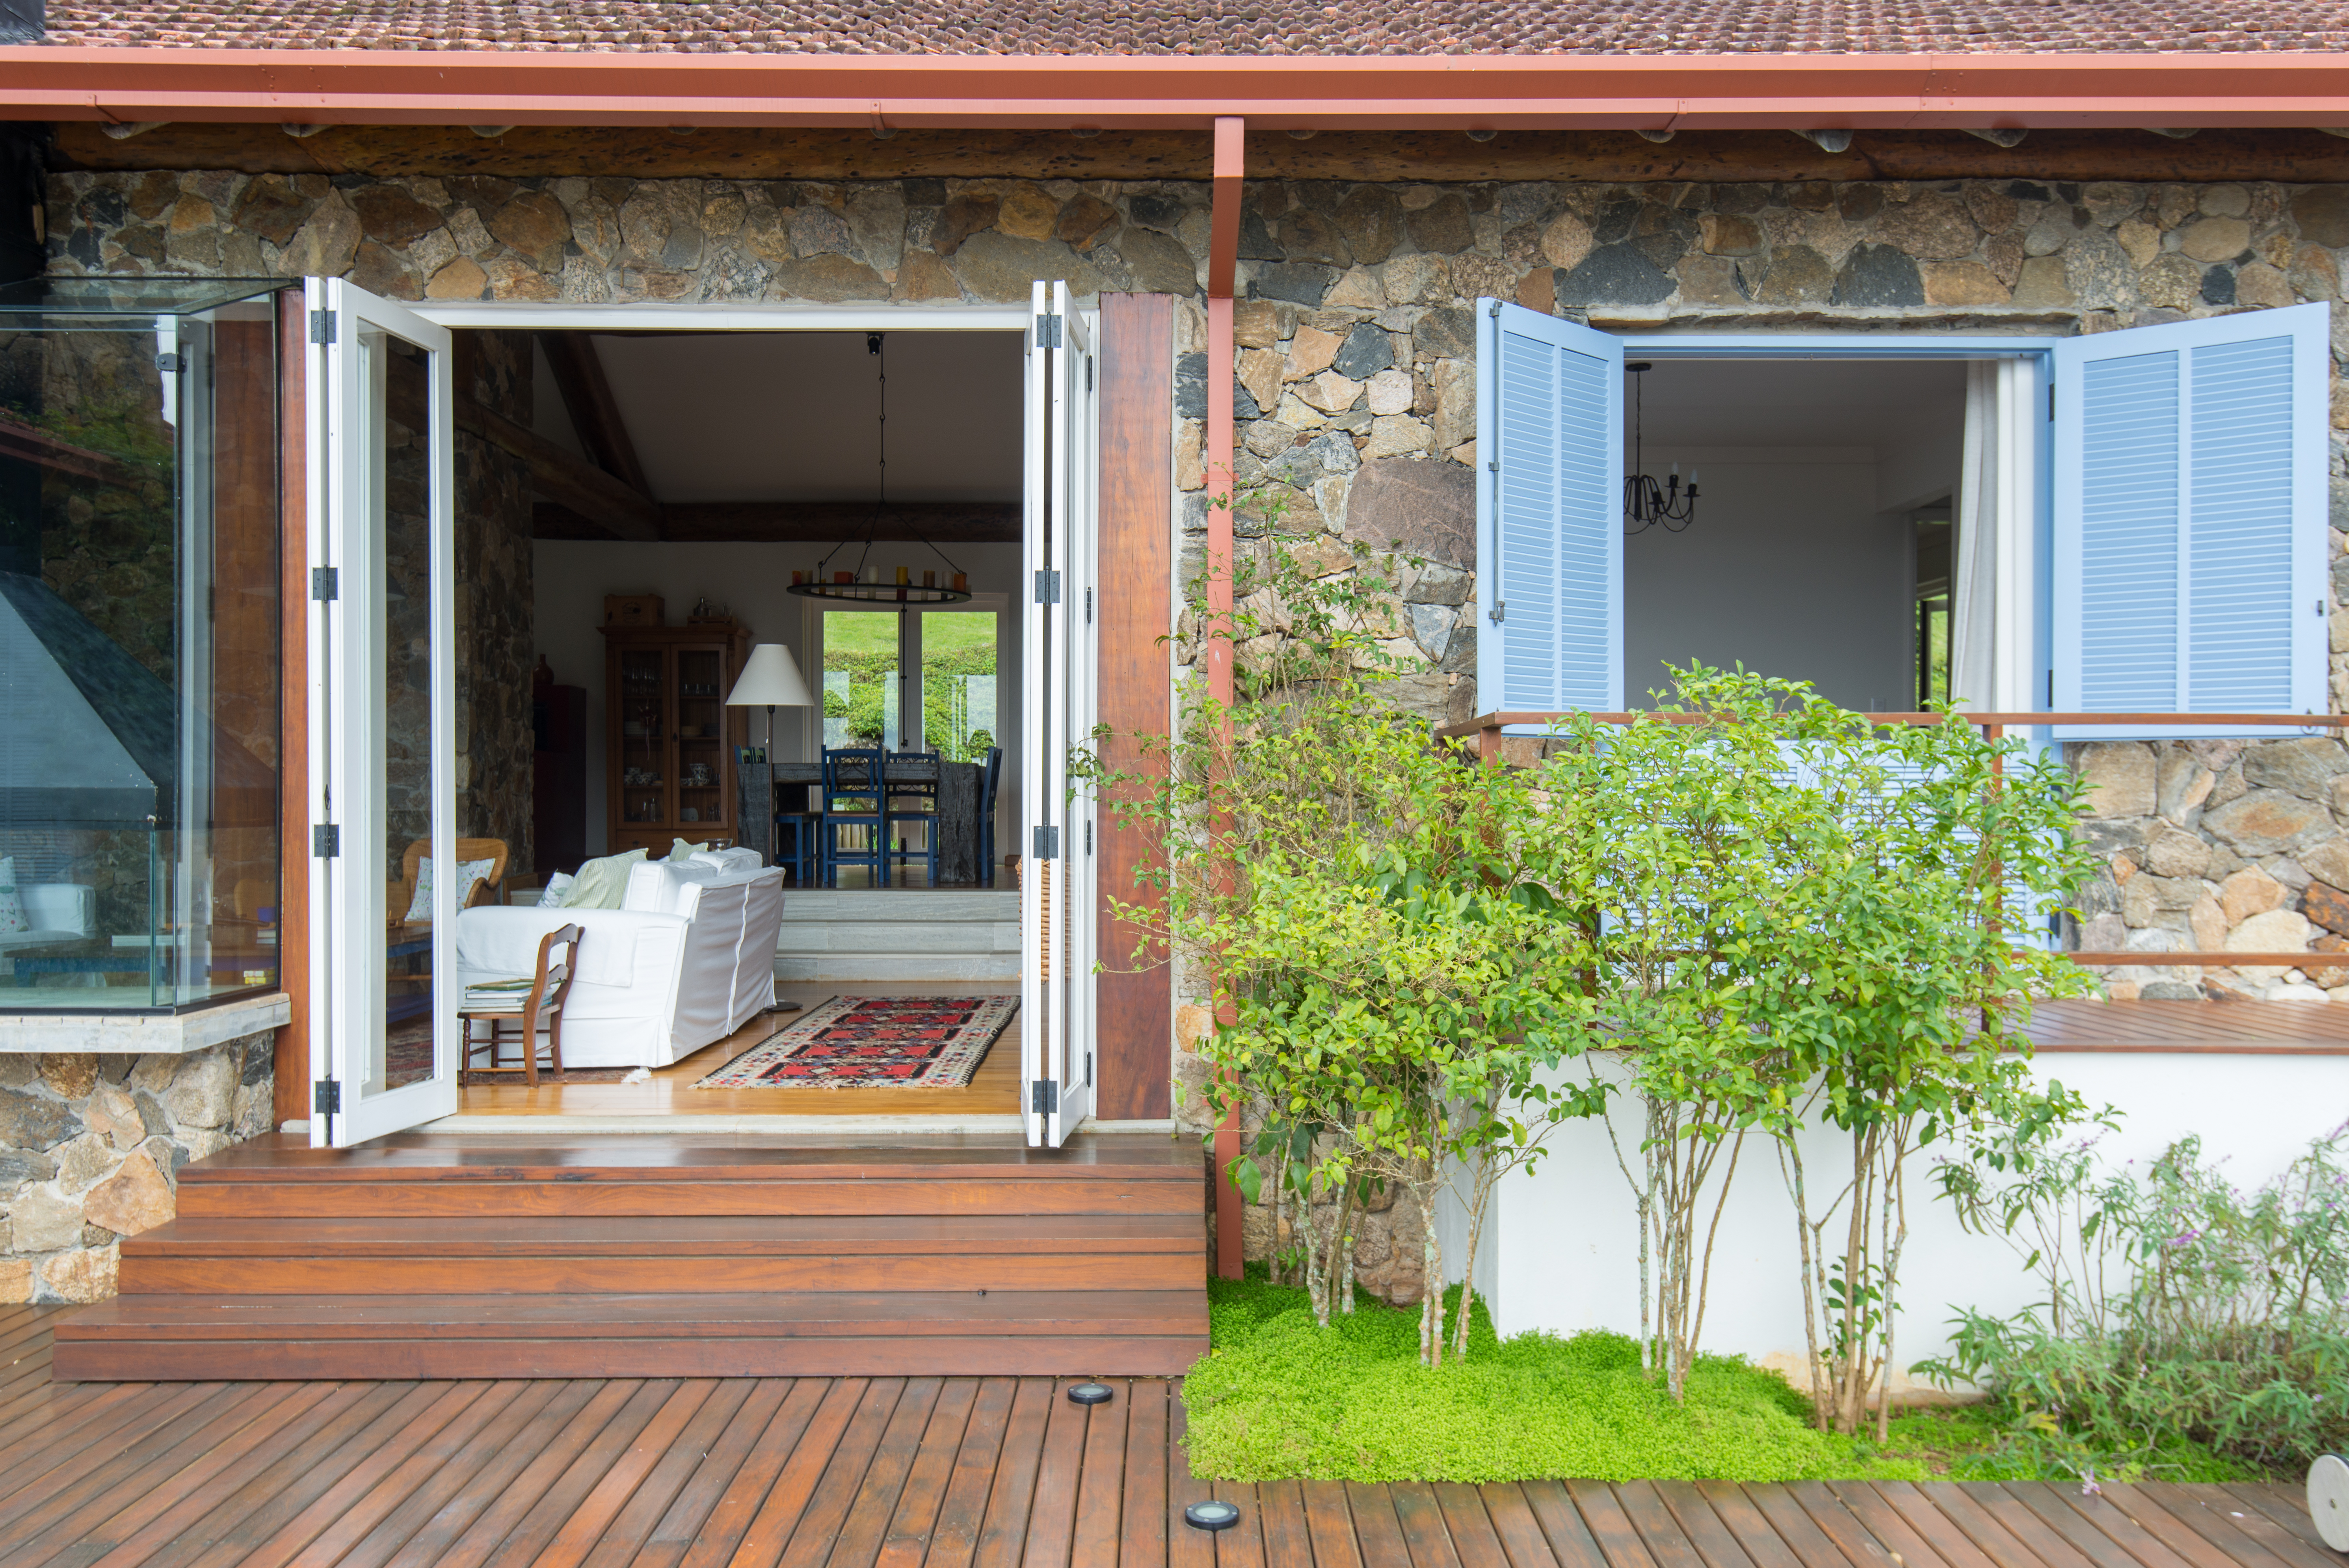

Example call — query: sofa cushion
[0,857,26,937]
[559,848,647,910]
[689,847,763,874]
[623,857,724,916]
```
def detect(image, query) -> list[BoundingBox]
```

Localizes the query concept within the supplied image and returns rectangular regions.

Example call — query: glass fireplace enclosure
[0,278,283,1012]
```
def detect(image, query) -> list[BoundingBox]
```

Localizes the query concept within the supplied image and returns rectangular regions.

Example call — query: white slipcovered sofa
[0,884,95,953]
[452,855,786,1068]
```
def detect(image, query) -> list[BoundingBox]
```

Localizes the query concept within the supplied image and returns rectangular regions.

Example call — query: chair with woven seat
[458,920,580,1085]
[820,746,889,887]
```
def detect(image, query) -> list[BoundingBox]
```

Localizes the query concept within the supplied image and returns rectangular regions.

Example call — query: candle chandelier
[787,331,974,605]
[1623,361,1700,535]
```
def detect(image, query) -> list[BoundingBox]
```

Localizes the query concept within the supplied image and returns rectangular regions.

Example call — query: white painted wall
[532,539,1023,858]
[1483,1050,2349,1391]
[1623,446,1916,712]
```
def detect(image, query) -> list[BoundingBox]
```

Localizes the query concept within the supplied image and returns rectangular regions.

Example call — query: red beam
[11,48,2349,129]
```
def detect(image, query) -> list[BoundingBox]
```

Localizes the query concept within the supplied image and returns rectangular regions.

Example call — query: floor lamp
[726,644,815,1015]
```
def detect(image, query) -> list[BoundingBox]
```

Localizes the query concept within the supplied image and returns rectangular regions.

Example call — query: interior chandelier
[787,331,974,605]
[1623,361,1699,535]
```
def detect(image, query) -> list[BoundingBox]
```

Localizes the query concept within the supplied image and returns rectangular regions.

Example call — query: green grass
[1184,1273,2279,1485]
[1183,1273,1931,1483]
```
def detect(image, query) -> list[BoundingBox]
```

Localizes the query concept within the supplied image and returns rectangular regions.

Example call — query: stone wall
[46,160,2349,1295]
[0,1036,274,1302]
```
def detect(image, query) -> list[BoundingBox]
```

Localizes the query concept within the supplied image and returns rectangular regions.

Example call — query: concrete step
[776,920,1020,956]
[775,953,1017,982]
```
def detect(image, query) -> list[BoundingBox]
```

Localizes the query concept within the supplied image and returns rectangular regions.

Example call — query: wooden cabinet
[601,623,750,857]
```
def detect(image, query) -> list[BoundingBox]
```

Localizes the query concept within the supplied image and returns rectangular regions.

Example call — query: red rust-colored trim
[1206,117,1244,1284]
[8,48,2349,130]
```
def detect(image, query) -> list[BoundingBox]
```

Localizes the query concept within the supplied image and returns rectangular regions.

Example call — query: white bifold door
[304,278,458,1148]
[1019,281,1099,1148]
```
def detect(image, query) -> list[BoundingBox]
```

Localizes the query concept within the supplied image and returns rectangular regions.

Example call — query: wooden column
[273,288,309,1128]
[1093,294,1175,1122]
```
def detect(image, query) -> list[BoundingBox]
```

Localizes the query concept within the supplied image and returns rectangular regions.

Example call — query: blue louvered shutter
[1476,299,1624,724]
[2051,303,2330,737]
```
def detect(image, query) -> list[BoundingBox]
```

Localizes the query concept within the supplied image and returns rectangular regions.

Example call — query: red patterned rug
[692,995,1016,1090]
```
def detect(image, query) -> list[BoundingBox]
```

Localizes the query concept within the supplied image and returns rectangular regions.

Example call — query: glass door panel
[821,609,900,752]
[918,610,999,763]
[309,277,454,1148]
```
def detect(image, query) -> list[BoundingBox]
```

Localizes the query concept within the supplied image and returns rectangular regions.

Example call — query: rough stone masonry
[41,164,2349,1296]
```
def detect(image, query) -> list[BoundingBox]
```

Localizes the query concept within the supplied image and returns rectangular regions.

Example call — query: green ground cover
[1183,1274,2270,1485]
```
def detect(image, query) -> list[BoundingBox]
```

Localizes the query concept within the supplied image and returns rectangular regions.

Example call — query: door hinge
[1085,586,1093,624]
[1030,1079,1059,1115]
[1085,355,1094,391]
[2048,383,2055,420]
[1488,299,1503,317]
[313,824,340,858]
[312,1079,341,1116]
[1033,824,1060,860]
[1036,313,1063,349]
[1034,569,1062,605]
[154,351,185,373]
[2048,670,2055,706]
[311,566,339,603]
[1084,818,1092,855]
[309,308,338,346]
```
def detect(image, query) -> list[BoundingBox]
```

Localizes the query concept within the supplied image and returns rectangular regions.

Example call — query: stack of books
[462,976,536,1012]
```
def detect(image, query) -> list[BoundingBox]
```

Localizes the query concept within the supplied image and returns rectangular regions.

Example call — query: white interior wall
[1486,1052,2349,1391]
[532,540,1023,859]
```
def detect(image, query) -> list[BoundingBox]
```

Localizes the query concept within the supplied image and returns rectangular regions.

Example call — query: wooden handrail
[1435,709,2349,743]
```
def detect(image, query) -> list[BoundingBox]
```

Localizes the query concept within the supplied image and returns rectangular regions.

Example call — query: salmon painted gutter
[7,47,2349,130]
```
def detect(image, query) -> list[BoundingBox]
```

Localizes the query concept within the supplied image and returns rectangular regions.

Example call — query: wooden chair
[393,837,511,925]
[459,921,580,1086]
[885,748,942,886]
[820,747,889,887]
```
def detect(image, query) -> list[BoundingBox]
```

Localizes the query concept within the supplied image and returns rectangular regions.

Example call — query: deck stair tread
[63,1132,1210,1381]
[58,1289,1209,1337]
[123,1213,1201,1256]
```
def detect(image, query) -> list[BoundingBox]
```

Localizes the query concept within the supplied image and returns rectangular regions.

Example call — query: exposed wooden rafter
[534,498,1019,544]
[535,331,651,500]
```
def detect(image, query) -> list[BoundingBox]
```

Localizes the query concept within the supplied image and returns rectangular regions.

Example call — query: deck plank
[1480,1484,1563,1568]
[1521,1482,1611,1568]
[1569,1481,1663,1568]
[874,1378,981,1568]
[1069,1384,1135,1568]
[0,1383,286,1559]
[1260,1481,1318,1568]
[389,1380,647,1568]
[1348,1485,1419,1568]
[634,1379,803,1568]
[1652,1480,1757,1568]
[1618,1482,1717,1568]
[831,1377,947,1568]
[1910,1482,2055,1568]
[671,1378,838,1568]
[1022,1380,1095,1568]
[973,1379,1056,1568]
[1164,1398,1215,1568]
[281,1380,529,1568]
[1210,1483,1267,1568]
[1119,1380,1172,1568]
[773,1378,909,1568]
[576,1379,757,1568]
[1437,1483,1516,1568]
[2094,1486,2257,1568]
[931,1377,1022,1568]
[2150,1486,2336,1568]
[2041,1483,2203,1568]
[534,1379,722,1568]
[1826,1482,1956,1568]
[1690,1484,1806,1568]
[2213,1488,2324,1555]
[1742,1485,1868,1568]
[330,1382,571,1568]
[689,1376,867,1568]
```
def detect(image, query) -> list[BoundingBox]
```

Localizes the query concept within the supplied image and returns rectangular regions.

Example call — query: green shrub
[1184,1273,1927,1483]
[1923,1123,2349,1474]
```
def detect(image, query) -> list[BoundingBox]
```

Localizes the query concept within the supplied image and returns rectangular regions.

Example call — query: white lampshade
[725,644,815,709]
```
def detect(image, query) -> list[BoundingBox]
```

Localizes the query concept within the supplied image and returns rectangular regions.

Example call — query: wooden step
[117,1214,1207,1296]
[53,1291,1209,1379]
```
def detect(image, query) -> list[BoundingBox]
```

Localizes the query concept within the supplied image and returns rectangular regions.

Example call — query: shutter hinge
[1036,313,1063,349]
[309,308,337,346]
[312,1079,341,1116]
[1030,1079,1059,1115]
[2048,670,2055,706]
[1488,300,1503,317]
[312,824,340,858]
[1490,600,1507,624]
[311,566,339,603]
[1034,569,1062,605]
[2048,383,2055,420]
[1033,825,1060,860]
[154,351,184,373]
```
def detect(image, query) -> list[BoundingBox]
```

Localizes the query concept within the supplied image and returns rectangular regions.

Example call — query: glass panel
[822,610,898,752]
[920,611,998,763]
[378,335,434,1090]
[0,302,281,1010]
[676,646,725,835]
[618,646,666,827]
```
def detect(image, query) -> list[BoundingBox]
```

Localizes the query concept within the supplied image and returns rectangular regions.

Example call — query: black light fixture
[1067,1382,1113,1406]
[1623,361,1699,535]
[788,331,974,606]
[1185,1501,1243,1533]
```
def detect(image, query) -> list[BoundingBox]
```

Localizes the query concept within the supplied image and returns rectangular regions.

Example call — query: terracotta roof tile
[38,0,2349,54]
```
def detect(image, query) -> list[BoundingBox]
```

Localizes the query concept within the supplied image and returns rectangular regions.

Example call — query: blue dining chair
[820,747,889,887]
[978,745,1002,886]
[886,748,942,886]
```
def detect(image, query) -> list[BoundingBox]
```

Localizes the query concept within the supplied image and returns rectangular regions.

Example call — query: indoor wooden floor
[0,1304,2329,1568]
[456,983,1021,1118]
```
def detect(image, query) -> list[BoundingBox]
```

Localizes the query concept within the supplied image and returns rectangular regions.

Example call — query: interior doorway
[298,294,1105,1142]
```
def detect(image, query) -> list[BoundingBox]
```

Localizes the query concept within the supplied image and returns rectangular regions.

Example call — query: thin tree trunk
[1270,1134,1287,1287]
[1780,1135,1833,1431]
[1418,1177,1446,1369]
[1876,1124,1910,1445]
[1328,1177,1359,1323]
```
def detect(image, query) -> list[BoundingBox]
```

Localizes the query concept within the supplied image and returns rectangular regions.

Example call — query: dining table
[746,755,989,885]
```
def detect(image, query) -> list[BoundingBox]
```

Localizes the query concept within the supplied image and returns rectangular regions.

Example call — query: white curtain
[1948,359,2028,713]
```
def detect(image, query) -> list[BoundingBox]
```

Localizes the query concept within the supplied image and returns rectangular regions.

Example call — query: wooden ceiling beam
[45,121,2349,183]
[532,499,1019,543]
[535,330,651,500]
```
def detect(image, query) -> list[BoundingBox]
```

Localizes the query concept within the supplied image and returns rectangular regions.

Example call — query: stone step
[778,891,1016,921]
[776,920,1020,956]
[775,953,1018,982]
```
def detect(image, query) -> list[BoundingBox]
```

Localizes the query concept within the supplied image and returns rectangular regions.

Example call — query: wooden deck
[0,1304,2331,1568]
[2016,999,2349,1053]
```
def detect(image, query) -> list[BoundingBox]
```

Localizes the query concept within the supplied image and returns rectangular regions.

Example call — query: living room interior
[429,323,1030,1122]
[1618,357,1967,714]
